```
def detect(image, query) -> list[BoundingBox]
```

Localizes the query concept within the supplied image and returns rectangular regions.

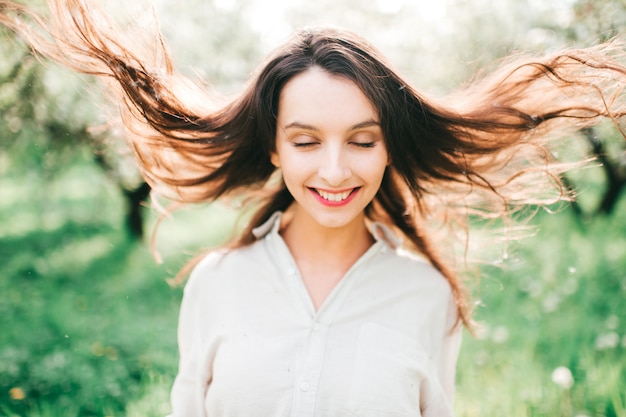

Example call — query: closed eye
[293,141,318,148]
[351,142,376,148]
[349,130,381,148]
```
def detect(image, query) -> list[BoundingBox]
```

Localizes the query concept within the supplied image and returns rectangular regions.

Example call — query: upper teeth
[317,189,351,202]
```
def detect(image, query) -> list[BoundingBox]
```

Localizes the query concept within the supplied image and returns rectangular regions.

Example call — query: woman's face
[271,67,389,231]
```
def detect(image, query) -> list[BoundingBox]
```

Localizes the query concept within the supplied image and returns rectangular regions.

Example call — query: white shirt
[169,212,462,417]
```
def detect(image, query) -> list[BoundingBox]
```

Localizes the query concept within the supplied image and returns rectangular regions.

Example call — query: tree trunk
[123,182,151,239]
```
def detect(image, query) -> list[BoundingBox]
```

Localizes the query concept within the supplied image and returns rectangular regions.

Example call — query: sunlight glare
[214,0,237,12]
[416,0,447,21]
[244,0,294,47]
[377,0,404,14]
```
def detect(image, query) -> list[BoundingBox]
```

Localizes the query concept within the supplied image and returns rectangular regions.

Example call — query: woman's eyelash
[293,142,317,148]
[352,142,376,148]
[291,141,376,148]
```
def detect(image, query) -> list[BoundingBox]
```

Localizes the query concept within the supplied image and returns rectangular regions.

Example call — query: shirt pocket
[345,322,429,417]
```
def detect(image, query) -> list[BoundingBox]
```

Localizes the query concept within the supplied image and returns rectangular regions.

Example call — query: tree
[554,0,626,216]
[0,0,263,238]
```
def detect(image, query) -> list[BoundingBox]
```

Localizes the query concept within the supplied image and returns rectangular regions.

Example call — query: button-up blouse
[169,212,462,417]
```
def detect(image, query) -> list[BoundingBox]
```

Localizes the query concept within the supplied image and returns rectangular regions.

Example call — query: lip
[309,187,360,207]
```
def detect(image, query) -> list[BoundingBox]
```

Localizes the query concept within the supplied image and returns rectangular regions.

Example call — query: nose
[318,145,351,186]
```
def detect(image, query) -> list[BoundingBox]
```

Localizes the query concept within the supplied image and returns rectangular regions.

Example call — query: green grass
[0,189,179,415]
[456,208,626,417]
[0,162,235,417]
[1,162,625,416]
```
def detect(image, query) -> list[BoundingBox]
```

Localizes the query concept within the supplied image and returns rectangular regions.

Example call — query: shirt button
[286,267,296,276]
[312,323,320,332]
[300,382,310,392]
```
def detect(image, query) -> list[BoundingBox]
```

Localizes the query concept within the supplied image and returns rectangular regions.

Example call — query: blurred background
[1,0,625,416]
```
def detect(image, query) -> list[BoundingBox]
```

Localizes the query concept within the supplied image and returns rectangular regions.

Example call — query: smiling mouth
[312,188,358,202]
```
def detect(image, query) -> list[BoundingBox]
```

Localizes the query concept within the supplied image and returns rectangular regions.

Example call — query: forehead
[277,67,378,129]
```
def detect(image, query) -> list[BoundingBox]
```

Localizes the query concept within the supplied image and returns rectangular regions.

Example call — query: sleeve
[420,285,463,417]
[167,254,219,417]
[438,306,463,405]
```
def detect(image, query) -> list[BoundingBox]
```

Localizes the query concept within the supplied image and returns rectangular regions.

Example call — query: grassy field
[456,211,626,417]
[1,159,625,417]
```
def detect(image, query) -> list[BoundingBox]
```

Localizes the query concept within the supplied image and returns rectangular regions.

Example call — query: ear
[270,152,280,168]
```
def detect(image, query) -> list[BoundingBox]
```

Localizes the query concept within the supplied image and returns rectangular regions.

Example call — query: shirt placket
[263,221,387,417]
[264,233,324,416]
[290,320,327,417]
[286,245,385,417]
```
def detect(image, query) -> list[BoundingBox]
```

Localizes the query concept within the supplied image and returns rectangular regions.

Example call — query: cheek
[277,153,310,185]
[361,151,389,177]
[365,158,389,193]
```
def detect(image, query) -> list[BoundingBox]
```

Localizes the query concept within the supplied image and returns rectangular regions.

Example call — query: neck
[280,206,374,267]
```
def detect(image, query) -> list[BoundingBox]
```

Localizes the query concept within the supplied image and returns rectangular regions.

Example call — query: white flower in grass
[491,326,509,344]
[551,366,574,389]
[595,332,619,350]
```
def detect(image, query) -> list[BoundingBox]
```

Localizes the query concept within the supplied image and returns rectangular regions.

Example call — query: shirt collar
[251,211,283,239]
[251,211,403,250]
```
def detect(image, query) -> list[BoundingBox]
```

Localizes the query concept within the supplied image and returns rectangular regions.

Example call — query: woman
[170,64,462,416]
[2,1,626,415]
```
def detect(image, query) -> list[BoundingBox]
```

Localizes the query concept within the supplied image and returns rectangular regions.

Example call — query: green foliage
[0,164,174,416]
[0,35,101,187]
[457,205,626,417]
[0,155,238,417]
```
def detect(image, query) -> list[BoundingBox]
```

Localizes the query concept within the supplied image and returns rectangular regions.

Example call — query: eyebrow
[283,119,381,132]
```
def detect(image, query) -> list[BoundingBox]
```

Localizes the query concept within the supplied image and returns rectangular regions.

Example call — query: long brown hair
[3,0,626,328]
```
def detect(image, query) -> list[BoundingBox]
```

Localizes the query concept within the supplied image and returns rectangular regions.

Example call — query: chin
[310,211,364,230]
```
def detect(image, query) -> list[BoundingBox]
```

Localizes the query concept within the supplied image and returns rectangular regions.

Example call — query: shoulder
[369,222,451,295]
[184,240,268,293]
[379,245,453,297]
